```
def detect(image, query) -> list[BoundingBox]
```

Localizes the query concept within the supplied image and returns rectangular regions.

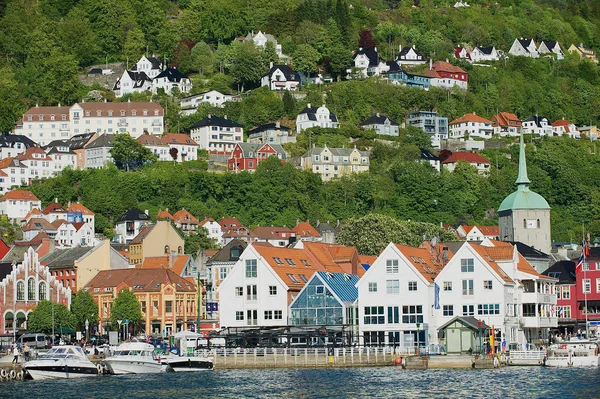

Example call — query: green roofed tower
[498,133,551,254]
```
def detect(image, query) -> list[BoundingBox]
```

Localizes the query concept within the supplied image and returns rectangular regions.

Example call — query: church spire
[516,132,530,187]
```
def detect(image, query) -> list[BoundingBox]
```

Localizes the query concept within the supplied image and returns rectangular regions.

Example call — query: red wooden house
[227,143,287,172]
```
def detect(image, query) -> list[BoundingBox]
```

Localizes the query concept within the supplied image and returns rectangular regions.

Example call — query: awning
[55,327,76,334]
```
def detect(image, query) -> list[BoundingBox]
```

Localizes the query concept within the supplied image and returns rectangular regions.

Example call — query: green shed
[438,316,489,354]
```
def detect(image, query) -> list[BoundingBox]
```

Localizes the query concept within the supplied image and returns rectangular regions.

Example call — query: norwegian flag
[576,253,585,273]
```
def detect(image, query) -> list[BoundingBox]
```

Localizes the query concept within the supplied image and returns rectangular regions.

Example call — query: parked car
[102,69,115,75]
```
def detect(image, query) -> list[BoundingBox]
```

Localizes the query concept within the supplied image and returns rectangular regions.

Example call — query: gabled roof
[0,190,39,202]
[68,203,94,215]
[137,133,167,147]
[23,208,43,220]
[40,246,94,268]
[138,255,192,276]
[22,218,56,232]
[117,208,151,223]
[247,123,290,135]
[173,209,199,225]
[264,64,300,81]
[0,134,36,149]
[352,48,383,67]
[540,41,558,50]
[449,113,492,125]
[517,38,534,49]
[16,147,52,161]
[190,115,242,129]
[524,115,548,128]
[315,221,335,234]
[292,222,320,238]
[476,46,495,55]
[84,268,196,292]
[157,209,174,221]
[469,243,514,283]
[233,142,287,159]
[219,217,243,230]
[507,241,549,258]
[442,152,490,164]
[431,61,466,74]
[207,239,248,263]
[298,105,338,123]
[42,202,67,215]
[394,244,443,283]
[161,133,198,146]
[360,114,399,126]
[420,149,440,161]
[542,260,576,284]
[301,241,364,277]
[66,133,97,150]
[130,224,155,245]
[252,226,294,240]
[439,316,490,332]
[492,112,521,127]
[155,68,188,82]
[85,134,115,149]
[51,219,71,229]
[397,45,424,59]
[552,119,571,132]
[0,157,23,169]
[385,61,401,72]
[460,225,499,237]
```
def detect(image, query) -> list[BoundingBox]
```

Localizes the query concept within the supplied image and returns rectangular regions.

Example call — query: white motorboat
[102,342,162,375]
[22,345,98,380]
[544,340,600,367]
[507,350,546,366]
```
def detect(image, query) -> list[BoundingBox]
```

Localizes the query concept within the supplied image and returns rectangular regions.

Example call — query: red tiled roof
[470,244,514,283]
[0,190,39,201]
[42,202,67,214]
[68,203,95,215]
[173,209,199,225]
[51,219,70,228]
[200,217,216,226]
[137,255,191,275]
[219,217,243,230]
[15,147,51,161]
[301,242,364,277]
[161,133,198,146]
[137,133,167,146]
[23,106,71,120]
[292,222,320,238]
[449,113,492,125]
[84,268,195,292]
[552,120,571,132]
[157,209,174,221]
[24,208,43,220]
[478,225,499,236]
[23,218,56,232]
[442,152,490,164]
[252,226,294,240]
[492,112,521,128]
[73,222,86,231]
[130,224,155,244]
[432,61,466,74]
[394,244,444,283]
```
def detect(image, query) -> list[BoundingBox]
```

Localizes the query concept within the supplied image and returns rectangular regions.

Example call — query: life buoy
[97,364,103,374]
[16,371,23,380]
[0,368,7,378]
[9,369,16,379]
[561,344,567,349]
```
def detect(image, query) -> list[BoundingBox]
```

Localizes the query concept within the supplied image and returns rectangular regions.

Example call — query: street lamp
[85,319,89,343]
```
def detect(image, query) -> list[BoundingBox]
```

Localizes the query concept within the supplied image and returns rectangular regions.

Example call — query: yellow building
[129,220,185,265]
[579,125,598,141]
[568,43,598,63]
[300,144,370,181]
[84,268,198,336]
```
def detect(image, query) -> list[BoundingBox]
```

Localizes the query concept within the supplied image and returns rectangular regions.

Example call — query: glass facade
[290,278,344,325]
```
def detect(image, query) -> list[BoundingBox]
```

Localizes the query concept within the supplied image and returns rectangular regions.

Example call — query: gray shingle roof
[40,247,94,268]
[191,115,242,129]
[360,114,399,126]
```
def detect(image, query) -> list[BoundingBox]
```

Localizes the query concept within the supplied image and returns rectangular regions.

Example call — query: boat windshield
[41,346,87,360]
[114,349,153,357]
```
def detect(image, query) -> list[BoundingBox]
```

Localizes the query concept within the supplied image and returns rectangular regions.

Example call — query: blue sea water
[3,367,600,399]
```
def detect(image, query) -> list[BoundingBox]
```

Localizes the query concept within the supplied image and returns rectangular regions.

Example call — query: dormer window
[62,115,66,120]
[27,116,32,121]
[85,111,90,116]
[121,111,125,116]
[143,110,148,116]
[108,111,113,116]
[50,115,55,121]
[132,110,136,116]
[97,111,101,116]
[154,110,159,115]
[39,116,43,121]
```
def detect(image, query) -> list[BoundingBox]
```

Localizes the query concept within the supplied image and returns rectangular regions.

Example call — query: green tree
[283,90,297,115]
[182,227,218,255]
[110,134,156,171]
[71,290,99,329]
[27,300,77,334]
[110,288,142,330]
[326,44,351,79]
[189,41,214,76]
[227,41,267,90]
[292,44,321,75]
[336,213,456,256]
[0,66,23,132]
[123,25,146,64]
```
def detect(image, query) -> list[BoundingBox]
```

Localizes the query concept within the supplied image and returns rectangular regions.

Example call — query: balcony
[521,292,557,305]
[521,316,558,328]
[117,120,128,127]
[152,122,162,126]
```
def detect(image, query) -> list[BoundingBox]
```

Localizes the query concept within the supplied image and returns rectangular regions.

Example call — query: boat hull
[164,357,214,372]
[103,359,163,375]
[544,355,600,367]
[23,362,98,380]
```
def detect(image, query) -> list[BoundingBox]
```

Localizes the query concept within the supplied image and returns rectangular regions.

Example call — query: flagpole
[582,224,590,339]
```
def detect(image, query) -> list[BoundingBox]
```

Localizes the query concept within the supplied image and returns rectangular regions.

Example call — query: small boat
[544,340,600,367]
[22,345,98,380]
[506,350,546,366]
[102,342,162,374]
[161,353,214,372]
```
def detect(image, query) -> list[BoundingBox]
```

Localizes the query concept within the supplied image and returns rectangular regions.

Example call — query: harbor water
[3,366,599,398]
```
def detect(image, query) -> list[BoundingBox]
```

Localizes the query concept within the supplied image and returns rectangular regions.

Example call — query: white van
[19,333,48,349]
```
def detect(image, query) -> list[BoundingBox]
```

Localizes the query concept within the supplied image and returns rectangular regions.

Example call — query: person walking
[23,342,30,362]
[11,344,19,364]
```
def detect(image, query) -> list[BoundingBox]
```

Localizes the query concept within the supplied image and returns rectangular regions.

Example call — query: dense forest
[2,0,600,243]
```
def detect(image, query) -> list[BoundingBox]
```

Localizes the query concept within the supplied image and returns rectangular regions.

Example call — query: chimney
[128,98,131,103]
[104,99,107,103]
[207,114,211,119]
[269,61,273,69]
[307,103,311,109]
[166,208,168,212]
[35,103,39,107]
[224,115,228,119]
[275,121,280,129]
[429,59,433,70]
[376,112,380,117]
[55,198,58,203]
[399,44,402,52]
[359,47,363,51]
[145,209,149,215]
[445,58,449,63]
[374,47,377,52]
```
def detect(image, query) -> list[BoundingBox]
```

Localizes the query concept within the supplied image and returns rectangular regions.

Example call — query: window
[462,279,474,296]
[363,306,385,324]
[298,274,308,283]
[478,304,500,315]
[274,310,283,319]
[285,258,296,266]
[387,306,400,324]
[28,278,36,300]
[402,305,423,324]
[17,281,25,301]
[38,282,46,300]
[152,301,158,316]
[443,305,454,316]
[235,287,243,296]
[246,310,258,325]
[219,268,227,280]
[264,310,273,320]
[386,259,399,273]
[368,282,378,292]
[386,279,400,294]
[561,286,570,299]
[287,274,300,284]
[165,300,173,314]
[461,259,474,272]
[235,311,244,321]
[596,278,600,293]
[245,259,257,277]
[315,286,324,294]
[563,306,571,318]
[443,281,452,291]
[462,305,475,316]
[269,286,277,296]
[408,281,417,291]
[164,245,170,254]
[483,280,493,290]
[583,279,591,294]
[246,285,257,300]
